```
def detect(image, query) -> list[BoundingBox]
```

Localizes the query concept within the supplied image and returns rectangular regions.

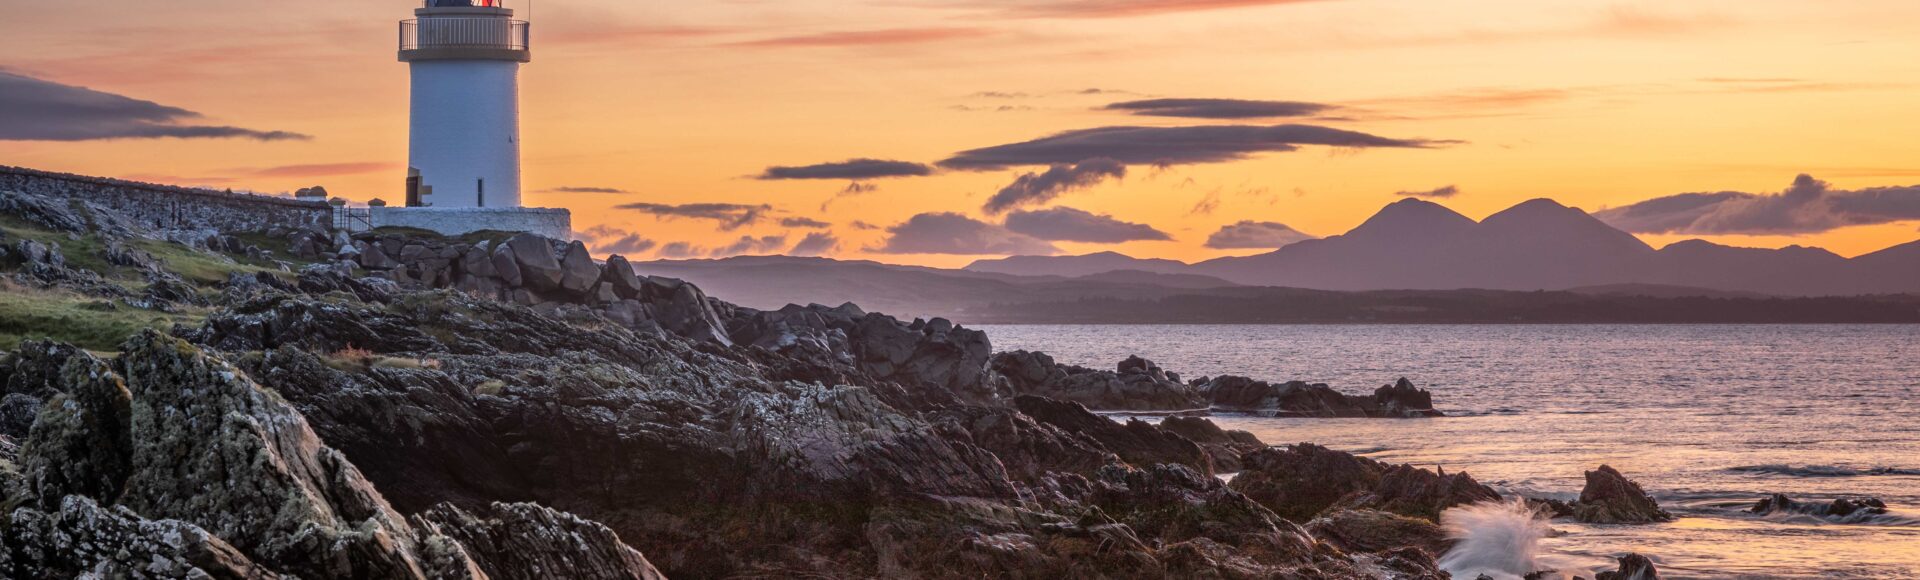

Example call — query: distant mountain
[978,198,1920,297]
[634,255,1233,320]
[965,251,1192,277]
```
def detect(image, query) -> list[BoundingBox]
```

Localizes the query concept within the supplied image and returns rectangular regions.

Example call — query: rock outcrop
[0,331,662,579]
[1230,443,1499,523]
[1595,552,1662,580]
[1204,375,1444,417]
[993,351,1200,410]
[1571,465,1673,524]
[1749,493,1889,520]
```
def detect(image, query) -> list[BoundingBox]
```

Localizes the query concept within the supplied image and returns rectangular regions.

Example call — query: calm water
[978,324,1920,579]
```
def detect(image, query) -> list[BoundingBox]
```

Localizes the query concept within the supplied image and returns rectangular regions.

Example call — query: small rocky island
[0,181,1669,579]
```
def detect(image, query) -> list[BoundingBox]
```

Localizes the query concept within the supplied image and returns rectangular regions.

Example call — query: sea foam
[1438,499,1551,580]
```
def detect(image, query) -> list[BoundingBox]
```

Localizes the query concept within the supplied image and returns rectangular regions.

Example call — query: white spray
[1437,499,1552,580]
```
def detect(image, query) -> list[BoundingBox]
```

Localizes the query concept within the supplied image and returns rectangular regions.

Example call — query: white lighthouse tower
[400,0,528,209]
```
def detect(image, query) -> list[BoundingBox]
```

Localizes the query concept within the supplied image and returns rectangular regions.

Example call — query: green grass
[0,283,205,351]
[1,214,293,291]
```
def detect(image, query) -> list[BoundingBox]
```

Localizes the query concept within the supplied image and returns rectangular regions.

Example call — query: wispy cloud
[757,158,934,180]
[1396,185,1461,199]
[575,225,657,256]
[0,71,307,141]
[941,124,1451,170]
[616,202,772,231]
[780,217,832,229]
[542,186,633,194]
[1102,98,1336,119]
[981,0,1329,19]
[984,158,1126,214]
[730,27,991,48]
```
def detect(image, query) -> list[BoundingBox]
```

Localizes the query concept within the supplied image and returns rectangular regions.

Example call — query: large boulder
[506,233,564,291]
[557,240,602,294]
[1304,508,1449,555]
[602,254,646,298]
[1572,465,1672,524]
[1156,415,1265,473]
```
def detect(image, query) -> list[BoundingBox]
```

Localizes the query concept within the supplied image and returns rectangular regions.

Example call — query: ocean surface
[977,324,1920,579]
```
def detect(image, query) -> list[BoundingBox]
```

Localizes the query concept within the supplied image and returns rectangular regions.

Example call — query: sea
[977,324,1920,579]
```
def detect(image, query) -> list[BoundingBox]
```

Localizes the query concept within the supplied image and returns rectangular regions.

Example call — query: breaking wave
[1438,499,1552,580]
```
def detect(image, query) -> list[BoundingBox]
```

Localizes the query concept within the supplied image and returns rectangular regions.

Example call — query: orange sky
[5,0,1919,267]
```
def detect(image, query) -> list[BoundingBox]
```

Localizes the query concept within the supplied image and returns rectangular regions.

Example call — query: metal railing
[400,18,529,51]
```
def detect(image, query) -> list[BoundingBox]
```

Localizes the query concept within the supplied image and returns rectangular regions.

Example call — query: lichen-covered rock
[413,502,665,580]
[1572,465,1672,524]
[112,330,437,577]
[0,495,274,579]
[16,353,132,510]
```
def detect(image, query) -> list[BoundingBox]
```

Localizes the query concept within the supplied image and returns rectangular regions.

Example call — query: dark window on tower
[477,178,486,207]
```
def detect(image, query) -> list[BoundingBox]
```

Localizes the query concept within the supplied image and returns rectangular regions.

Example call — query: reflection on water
[980,324,1920,579]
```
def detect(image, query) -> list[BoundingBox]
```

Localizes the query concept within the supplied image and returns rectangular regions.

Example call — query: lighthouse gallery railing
[399,18,529,51]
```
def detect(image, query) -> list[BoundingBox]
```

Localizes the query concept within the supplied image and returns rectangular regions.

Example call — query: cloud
[1594,174,1920,235]
[987,0,1327,19]
[1190,190,1222,215]
[1003,207,1170,243]
[575,225,657,256]
[871,212,1059,255]
[849,220,882,230]
[780,217,832,229]
[0,71,308,142]
[730,27,990,48]
[657,242,705,259]
[788,232,840,257]
[543,186,632,194]
[1396,185,1460,198]
[616,202,771,230]
[1205,220,1317,249]
[984,158,1127,214]
[940,124,1449,170]
[757,158,935,180]
[711,235,789,257]
[970,91,1034,99]
[242,162,394,178]
[1102,98,1335,119]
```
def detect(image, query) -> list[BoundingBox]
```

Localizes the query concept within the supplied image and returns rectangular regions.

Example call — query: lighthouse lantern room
[399,0,529,209]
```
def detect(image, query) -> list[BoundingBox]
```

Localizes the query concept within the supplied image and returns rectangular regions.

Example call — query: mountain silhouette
[979,198,1919,296]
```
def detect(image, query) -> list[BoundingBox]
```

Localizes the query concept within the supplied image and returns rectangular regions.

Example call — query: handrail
[399,18,529,51]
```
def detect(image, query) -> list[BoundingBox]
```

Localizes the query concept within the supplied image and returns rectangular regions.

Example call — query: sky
[4,0,1920,267]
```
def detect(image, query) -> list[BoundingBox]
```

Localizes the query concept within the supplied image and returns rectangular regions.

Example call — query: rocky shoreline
[0,186,1705,578]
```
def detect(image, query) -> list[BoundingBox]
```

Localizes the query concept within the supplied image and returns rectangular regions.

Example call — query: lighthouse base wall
[365,207,570,240]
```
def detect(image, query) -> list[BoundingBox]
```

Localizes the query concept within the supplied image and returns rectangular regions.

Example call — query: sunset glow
[5,0,1919,267]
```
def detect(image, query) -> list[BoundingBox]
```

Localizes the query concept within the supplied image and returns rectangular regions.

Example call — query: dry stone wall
[0,165,330,234]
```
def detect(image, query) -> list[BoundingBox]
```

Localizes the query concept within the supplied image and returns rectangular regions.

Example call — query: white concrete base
[365,207,570,240]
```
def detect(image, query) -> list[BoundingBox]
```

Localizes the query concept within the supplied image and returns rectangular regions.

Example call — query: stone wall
[0,165,330,234]
[366,207,571,240]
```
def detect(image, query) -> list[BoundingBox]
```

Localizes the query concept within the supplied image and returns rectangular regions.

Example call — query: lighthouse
[399,0,529,209]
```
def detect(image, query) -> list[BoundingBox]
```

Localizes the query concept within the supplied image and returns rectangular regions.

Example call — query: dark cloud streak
[1003,207,1170,243]
[0,71,308,142]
